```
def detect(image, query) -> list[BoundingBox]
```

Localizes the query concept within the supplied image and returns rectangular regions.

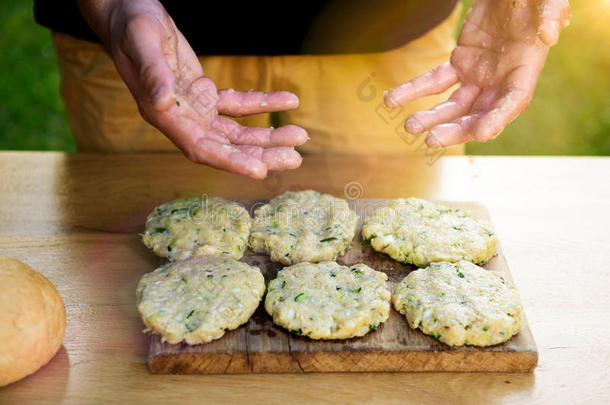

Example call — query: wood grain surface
[149,200,537,374]
[0,152,609,404]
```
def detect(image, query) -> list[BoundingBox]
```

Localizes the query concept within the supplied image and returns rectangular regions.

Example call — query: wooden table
[0,152,608,404]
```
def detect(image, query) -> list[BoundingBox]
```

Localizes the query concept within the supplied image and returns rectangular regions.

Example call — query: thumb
[121,14,176,111]
[537,0,571,47]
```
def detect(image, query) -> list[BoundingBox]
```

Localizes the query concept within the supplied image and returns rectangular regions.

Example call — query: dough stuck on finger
[262,147,303,171]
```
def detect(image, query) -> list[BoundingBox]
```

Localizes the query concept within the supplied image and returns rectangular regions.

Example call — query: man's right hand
[78,0,308,179]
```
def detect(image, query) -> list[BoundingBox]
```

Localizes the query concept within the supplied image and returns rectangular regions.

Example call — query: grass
[0,0,608,155]
[0,0,75,151]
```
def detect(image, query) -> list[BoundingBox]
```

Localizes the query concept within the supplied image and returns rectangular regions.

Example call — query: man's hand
[78,0,308,179]
[385,0,570,148]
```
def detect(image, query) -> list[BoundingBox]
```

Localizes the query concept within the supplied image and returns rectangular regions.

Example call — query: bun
[0,255,66,386]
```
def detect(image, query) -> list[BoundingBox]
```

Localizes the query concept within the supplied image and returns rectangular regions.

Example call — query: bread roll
[0,255,66,386]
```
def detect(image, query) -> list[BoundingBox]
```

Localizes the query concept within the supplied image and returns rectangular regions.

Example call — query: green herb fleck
[432,332,440,339]
[185,310,197,331]
[281,280,287,289]
[369,324,377,331]
[351,268,363,277]
[139,285,147,299]
[295,292,307,302]
[154,227,169,235]
[329,272,336,278]
[350,287,362,293]
[457,271,465,278]
[483,326,489,331]
[320,237,337,243]
[170,207,189,215]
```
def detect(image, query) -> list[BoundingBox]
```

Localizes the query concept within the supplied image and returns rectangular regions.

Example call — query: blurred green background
[0,0,608,155]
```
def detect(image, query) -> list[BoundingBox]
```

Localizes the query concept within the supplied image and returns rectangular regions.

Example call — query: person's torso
[35,0,458,55]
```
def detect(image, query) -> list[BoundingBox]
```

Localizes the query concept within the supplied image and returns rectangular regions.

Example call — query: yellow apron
[52,4,463,157]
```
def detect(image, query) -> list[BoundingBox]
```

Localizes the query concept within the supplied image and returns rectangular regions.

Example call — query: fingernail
[426,131,442,148]
[385,96,397,108]
[151,86,165,104]
[549,20,560,41]
[539,21,559,46]
[406,117,424,134]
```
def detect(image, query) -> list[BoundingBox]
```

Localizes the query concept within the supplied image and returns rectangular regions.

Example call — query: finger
[210,116,309,147]
[426,114,481,148]
[405,84,481,134]
[144,104,269,178]
[236,145,303,171]
[473,67,536,141]
[263,147,303,171]
[384,62,459,108]
[470,86,499,113]
[425,87,497,147]
[537,0,571,46]
[217,90,300,117]
[191,139,269,179]
[121,14,177,111]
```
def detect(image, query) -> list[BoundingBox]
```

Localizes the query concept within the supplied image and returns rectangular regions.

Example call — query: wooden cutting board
[147,200,537,374]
